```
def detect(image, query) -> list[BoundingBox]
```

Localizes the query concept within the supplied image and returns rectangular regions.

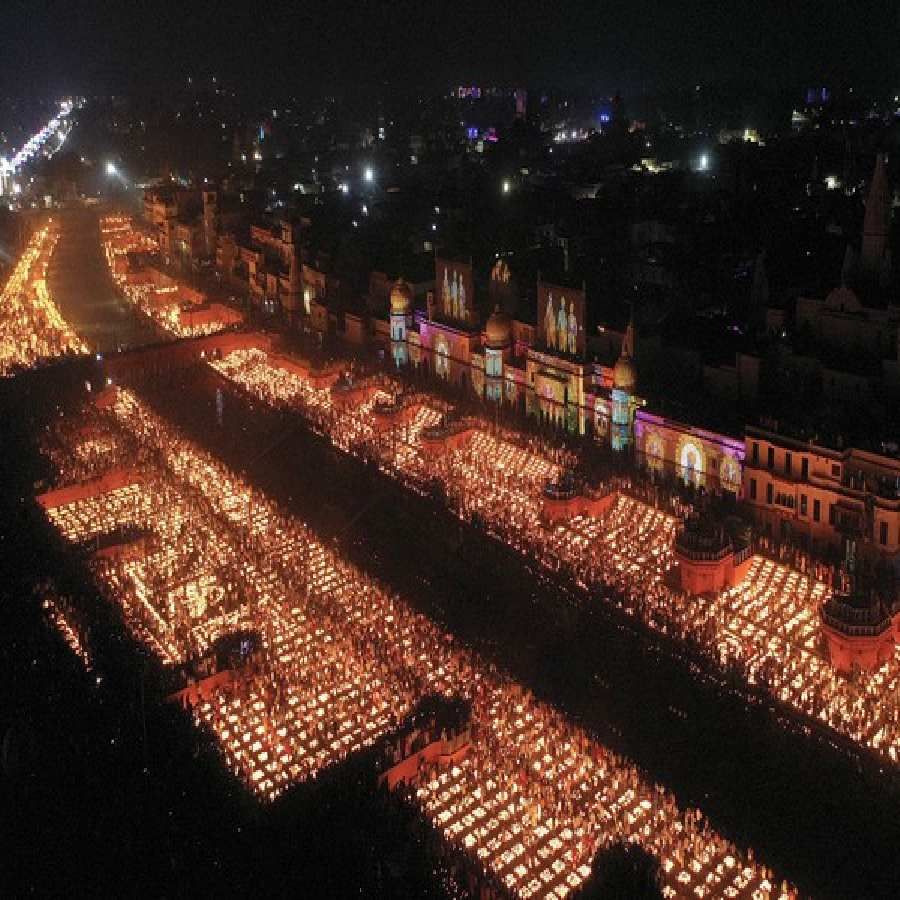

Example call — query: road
[47,206,158,353]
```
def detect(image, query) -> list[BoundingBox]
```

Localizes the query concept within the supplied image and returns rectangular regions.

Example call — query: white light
[431,223,437,231]
[698,154,709,171]
[363,166,374,183]
[502,180,511,194]
[340,183,349,194]
[105,161,118,177]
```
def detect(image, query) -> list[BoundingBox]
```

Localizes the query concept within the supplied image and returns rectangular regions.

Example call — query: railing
[373,398,403,415]
[733,543,752,566]
[821,602,892,637]
[542,481,578,501]
[674,535,732,562]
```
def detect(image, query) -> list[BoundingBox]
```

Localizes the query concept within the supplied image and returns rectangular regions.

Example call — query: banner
[537,281,585,357]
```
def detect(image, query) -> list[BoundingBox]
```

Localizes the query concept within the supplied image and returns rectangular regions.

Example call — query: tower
[861,154,892,283]
[611,314,639,452]
[484,305,513,401]
[390,278,414,367]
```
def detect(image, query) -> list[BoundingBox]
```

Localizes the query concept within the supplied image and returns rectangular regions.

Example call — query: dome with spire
[390,277,414,315]
[613,317,637,392]
[484,305,512,349]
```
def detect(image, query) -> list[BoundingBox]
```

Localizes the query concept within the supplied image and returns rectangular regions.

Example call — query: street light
[502,179,511,194]
[105,161,118,177]
[363,166,374,184]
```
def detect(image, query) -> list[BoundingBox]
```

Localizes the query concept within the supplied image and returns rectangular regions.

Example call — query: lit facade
[743,427,900,561]
[635,411,745,493]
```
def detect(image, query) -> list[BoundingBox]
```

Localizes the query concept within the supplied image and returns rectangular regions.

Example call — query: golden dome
[390,278,413,315]
[484,305,512,349]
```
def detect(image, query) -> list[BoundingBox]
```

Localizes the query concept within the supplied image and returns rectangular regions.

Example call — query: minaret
[611,310,639,452]
[861,154,891,281]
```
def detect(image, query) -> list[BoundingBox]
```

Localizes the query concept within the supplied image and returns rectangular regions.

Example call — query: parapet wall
[104,331,273,382]
[37,467,144,510]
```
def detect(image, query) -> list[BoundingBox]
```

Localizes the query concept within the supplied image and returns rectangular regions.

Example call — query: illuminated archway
[677,438,705,486]
[644,430,665,474]
[435,340,450,379]
[719,454,741,494]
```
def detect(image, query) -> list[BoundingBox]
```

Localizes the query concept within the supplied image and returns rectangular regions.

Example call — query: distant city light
[105,161,118,177]
[363,166,374,183]
[339,182,349,194]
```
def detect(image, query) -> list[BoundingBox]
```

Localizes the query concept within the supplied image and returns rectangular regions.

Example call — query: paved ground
[48,206,158,353]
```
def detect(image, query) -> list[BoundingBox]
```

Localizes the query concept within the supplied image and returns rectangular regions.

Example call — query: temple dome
[613,317,637,391]
[390,278,413,315]
[484,305,512,349]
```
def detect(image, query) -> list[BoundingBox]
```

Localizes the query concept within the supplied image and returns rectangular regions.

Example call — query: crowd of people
[0,224,86,376]
[40,384,793,897]
[209,344,900,766]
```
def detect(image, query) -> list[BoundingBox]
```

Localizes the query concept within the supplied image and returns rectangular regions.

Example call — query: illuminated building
[389,277,414,366]
[634,412,745,493]
[482,305,513,401]
[382,258,650,451]
[743,427,900,561]
[218,220,302,317]
[609,316,640,451]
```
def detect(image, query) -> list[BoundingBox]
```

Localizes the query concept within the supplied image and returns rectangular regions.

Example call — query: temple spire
[861,153,891,281]
[622,306,635,359]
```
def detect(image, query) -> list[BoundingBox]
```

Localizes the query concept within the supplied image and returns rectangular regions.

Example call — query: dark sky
[2,0,899,98]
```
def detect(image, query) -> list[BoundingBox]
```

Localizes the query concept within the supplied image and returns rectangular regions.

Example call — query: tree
[579,842,663,900]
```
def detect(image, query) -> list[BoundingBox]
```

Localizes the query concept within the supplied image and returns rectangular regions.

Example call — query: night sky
[2,0,899,97]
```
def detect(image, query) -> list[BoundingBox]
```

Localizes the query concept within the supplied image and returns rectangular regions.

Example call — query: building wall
[742,428,900,560]
[635,411,745,494]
